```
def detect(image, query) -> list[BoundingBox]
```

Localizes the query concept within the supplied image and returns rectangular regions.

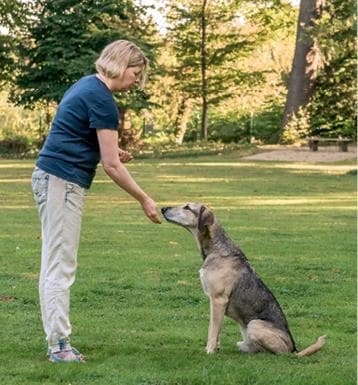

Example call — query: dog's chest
[199,268,210,295]
[199,263,236,298]
[200,265,241,326]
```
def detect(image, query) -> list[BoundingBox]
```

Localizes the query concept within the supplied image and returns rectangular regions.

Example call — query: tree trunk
[281,0,324,131]
[175,97,192,145]
[200,0,208,141]
[118,107,141,150]
[201,96,208,142]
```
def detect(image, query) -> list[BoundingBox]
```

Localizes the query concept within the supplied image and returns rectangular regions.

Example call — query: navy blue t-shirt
[37,75,119,188]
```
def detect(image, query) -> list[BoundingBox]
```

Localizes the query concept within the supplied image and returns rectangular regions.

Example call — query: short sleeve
[88,95,119,130]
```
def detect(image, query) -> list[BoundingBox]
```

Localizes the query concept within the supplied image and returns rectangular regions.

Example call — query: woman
[32,40,161,363]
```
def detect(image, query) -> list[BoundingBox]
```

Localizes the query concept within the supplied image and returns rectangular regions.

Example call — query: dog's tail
[295,335,326,357]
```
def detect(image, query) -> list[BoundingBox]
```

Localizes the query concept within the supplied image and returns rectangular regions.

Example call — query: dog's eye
[183,204,191,210]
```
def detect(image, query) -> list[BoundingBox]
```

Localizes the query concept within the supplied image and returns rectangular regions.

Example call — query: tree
[165,0,295,142]
[12,0,155,102]
[0,0,26,85]
[308,0,356,137]
[1,0,159,140]
[165,1,252,141]
[281,0,325,132]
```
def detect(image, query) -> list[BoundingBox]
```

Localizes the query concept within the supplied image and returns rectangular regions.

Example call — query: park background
[0,0,356,154]
[0,1,356,385]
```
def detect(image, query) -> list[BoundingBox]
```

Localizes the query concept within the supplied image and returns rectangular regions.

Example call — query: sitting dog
[161,203,326,356]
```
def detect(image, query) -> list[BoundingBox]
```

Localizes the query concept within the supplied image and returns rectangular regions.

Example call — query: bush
[185,100,285,145]
[280,107,310,144]
[208,116,250,143]
[249,103,284,144]
[0,136,32,158]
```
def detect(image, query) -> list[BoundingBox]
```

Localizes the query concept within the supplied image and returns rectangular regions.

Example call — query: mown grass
[0,150,356,385]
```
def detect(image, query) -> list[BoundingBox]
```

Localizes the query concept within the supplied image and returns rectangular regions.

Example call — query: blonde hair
[95,40,149,88]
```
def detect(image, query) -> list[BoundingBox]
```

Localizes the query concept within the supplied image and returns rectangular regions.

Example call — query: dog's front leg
[206,296,228,354]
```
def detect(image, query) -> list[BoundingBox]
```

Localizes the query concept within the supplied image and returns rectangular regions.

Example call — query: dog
[161,203,326,356]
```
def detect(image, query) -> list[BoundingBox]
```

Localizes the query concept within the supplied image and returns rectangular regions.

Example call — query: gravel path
[243,145,357,163]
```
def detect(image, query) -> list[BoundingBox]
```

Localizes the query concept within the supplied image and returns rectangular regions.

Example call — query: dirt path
[243,145,357,163]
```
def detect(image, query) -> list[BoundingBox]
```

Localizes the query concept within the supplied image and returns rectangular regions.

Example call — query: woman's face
[113,65,144,91]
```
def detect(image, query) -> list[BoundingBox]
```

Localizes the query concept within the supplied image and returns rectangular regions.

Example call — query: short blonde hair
[95,40,149,88]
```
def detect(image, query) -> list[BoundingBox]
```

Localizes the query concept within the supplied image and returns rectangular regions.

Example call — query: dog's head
[161,203,214,233]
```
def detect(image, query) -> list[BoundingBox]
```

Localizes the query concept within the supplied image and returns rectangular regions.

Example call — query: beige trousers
[32,167,86,351]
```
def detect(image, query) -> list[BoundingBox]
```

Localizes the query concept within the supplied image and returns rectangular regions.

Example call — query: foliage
[0,0,355,148]
[281,106,310,144]
[0,157,356,384]
[0,91,38,138]
[0,90,42,157]
[0,0,26,85]
[0,0,158,112]
[183,109,253,144]
[166,0,263,98]
[179,96,288,145]
[145,1,296,145]
[207,114,251,144]
[308,0,357,138]
[163,0,296,141]
[249,100,286,144]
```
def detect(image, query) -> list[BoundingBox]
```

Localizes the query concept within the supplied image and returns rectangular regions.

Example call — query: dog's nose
[161,207,169,214]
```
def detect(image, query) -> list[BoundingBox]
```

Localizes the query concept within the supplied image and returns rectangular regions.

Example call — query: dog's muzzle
[161,207,171,219]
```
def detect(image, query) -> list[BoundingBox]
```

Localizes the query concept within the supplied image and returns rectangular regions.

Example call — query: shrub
[280,107,310,144]
[0,136,31,158]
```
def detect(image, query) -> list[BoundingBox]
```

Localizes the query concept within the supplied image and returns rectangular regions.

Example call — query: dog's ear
[198,205,214,232]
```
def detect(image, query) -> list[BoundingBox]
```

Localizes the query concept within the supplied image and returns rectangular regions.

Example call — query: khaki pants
[32,167,86,351]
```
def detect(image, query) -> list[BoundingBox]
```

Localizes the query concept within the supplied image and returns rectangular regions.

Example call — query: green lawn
[0,152,356,385]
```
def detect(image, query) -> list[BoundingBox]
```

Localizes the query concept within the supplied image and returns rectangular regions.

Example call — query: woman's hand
[140,196,162,224]
[118,148,133,163]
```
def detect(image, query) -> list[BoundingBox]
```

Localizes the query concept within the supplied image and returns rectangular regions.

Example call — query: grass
[0,150,356,385]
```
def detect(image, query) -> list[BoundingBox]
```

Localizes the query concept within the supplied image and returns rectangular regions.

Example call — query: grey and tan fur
[161,203,326,356]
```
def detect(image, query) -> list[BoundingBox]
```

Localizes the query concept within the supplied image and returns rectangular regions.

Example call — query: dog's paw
[237,341,251,353]
[205,345,219,354]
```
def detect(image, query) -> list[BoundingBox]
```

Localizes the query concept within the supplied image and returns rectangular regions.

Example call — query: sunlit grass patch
[0,156,356,385]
